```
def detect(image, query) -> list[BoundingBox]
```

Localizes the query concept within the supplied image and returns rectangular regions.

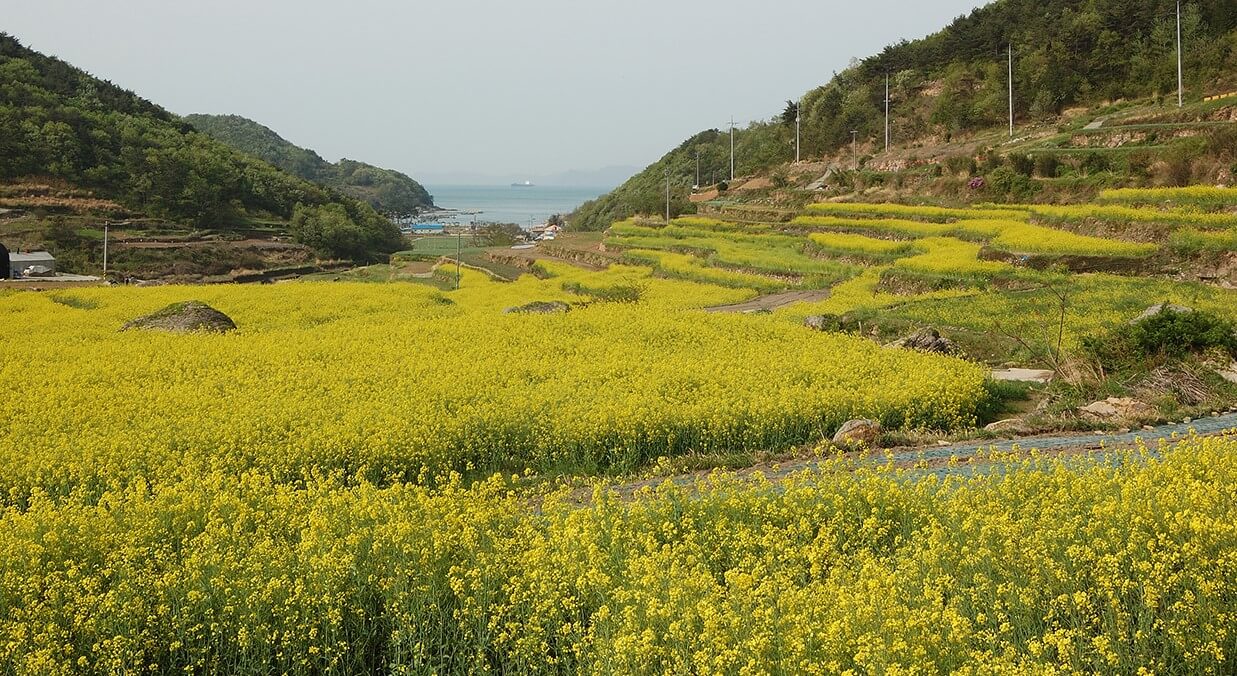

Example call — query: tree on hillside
[781,100,798,127]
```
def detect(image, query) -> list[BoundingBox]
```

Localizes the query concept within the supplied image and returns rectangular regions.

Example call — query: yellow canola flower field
[1098,186,1237,210]
[2,435,1233,673]
[0,270,988,503]
[804,202,1031,223]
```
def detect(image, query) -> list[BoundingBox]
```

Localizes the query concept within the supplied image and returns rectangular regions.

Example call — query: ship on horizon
[511,180,535,187]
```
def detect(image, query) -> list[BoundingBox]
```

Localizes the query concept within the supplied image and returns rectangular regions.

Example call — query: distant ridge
[184,114,433,216]
[0,33,403,259]
[572,0,1237,230]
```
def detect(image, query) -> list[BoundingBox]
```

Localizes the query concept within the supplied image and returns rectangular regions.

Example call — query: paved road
[773,411,1237,482]
[584,412,1237,503]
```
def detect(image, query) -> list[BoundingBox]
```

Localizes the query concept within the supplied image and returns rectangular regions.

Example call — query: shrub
[1034,155,1060,178]
[985,167,1038,200]
[1010,154,1034,177]
[1084,306,1237,369]
[944,155,976,176]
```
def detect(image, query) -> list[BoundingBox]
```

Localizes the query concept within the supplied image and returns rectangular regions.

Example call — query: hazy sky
[4,0,985,181]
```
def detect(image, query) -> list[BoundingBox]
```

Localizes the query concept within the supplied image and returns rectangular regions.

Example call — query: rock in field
[121,301,237,334]
[832,419,883,449]
[983,418,1028,434]
[1130,303,1193,324]
[504,301,571,315]
[803,314,840,332]
[886,327,957,355]
[1078,397,1158,423]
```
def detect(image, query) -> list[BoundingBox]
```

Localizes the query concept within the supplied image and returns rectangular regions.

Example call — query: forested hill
[572,0,1237,230]
[0,34,402,259]
[184,114,434,216]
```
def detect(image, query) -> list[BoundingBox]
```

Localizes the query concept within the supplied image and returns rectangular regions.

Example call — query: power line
[1008,43,1015,138]
[722,116,732,180]
[884,73,890,152]
[1177,0,1184,108]
[795,98,801,163]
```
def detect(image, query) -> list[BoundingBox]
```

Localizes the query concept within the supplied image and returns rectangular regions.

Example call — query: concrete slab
[990,368,1054,383]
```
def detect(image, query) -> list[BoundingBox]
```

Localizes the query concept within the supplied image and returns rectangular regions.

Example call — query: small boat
[511,180,535,188]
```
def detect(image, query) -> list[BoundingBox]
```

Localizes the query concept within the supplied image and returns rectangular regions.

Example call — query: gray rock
[832,419,883,449]
[503,301,571,315]
[1130,303,1193,324]
[984,418,1028,434]
[1079,397,1158,423]
[886,327,958,355]
[803,314,841,332]
[121,301,237,334]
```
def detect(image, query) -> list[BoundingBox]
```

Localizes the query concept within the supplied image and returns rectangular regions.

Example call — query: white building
[8,251,55,279]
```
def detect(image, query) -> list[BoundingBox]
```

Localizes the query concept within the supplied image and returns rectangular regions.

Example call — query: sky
[3,0,986,183]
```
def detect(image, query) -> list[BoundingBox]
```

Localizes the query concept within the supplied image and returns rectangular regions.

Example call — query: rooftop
[9,251,55,263]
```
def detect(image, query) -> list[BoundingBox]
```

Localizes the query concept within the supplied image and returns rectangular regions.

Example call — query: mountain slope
[573,0,1237,230]
[184,114,433,216]
[0,33,402,258]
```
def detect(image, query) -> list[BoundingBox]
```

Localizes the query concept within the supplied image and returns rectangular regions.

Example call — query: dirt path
[495,246,611,271]
[704,289,832,313]
[565,412,1237,505]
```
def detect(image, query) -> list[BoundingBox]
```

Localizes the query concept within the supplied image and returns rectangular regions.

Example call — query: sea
[424,185,611,227]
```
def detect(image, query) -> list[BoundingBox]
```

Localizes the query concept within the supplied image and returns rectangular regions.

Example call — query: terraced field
[2,187,1235,673]
[601,191,1237,353]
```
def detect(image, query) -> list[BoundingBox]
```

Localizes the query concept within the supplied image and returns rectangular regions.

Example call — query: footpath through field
[584,412,1237,504]
[704,289,832,313]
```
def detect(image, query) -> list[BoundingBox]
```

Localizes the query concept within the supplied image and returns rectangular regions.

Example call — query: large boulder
[503,300,571,315]
[832,419,883,449]
[1078,397,1158,424]
[886,327,958,355]
[121,301,237,334]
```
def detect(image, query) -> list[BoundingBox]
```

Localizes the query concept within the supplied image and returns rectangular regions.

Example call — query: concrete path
[705,289,832,313]
[1083,114,1113,130]
[990,368,1054,383]
[577,412,1237,504]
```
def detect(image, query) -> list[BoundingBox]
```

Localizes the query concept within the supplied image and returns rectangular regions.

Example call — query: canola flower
[988,221,1158,257]
[1031,204,1237,232]
[0,269,988,504]
[1,435,1233,673]
[804,202,1031,223]
[608,220,855,282]
[807,231,920,260]
[6,195,1237,674]
[1098,185,1237,210]
[892,237,1013,277]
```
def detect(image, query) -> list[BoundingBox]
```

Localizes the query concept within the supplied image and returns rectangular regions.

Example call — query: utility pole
[1008,44,1015,138]
[884,74,890,152]
[1176,0,1184,107]
[695,151,701,188]
[729,117,736,181]
[795,98,801,163]
[102,222,109,278]
[850,130,858,170]
[455,229,461,289]
[664,167,671,222]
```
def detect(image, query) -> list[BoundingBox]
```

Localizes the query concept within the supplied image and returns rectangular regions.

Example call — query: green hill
[0,33,402,259]
[573,0,1237,230]
[183,114,433,217]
